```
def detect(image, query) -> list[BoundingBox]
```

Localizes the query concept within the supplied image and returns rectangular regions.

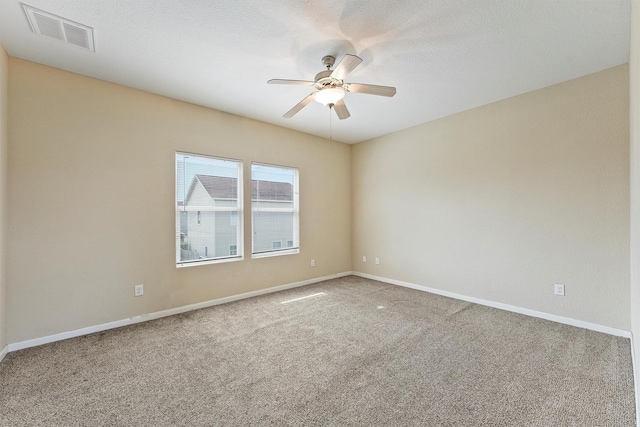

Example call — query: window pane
[251,163,299,256]
[176,153,242,265]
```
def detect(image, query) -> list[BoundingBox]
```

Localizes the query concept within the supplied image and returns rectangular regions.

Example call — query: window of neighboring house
[176,152,243,266]
[251,163,299,257]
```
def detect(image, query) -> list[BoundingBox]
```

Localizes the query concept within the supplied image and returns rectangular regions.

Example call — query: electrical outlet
[310,259,315,267]
[134,284,144,297]
[375,257,380,265]
[554,284,565,296]
[362,256,366,263]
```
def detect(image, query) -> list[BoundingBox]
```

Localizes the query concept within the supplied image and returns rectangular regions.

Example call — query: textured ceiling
[0,0,631,144]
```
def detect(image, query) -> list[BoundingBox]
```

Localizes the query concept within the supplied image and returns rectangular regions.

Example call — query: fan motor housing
[315,70,343,90]
[314,70,332,83]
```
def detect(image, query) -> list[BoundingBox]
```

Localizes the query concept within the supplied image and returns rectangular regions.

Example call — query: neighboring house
[180,174,294,260]
[251,179,296,253]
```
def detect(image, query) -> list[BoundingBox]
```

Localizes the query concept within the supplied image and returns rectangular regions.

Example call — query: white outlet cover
[375,257,380,265]
[554,284,565,296]
[134,284,144,297]
[362,256,366,263]
[310,259,315,267]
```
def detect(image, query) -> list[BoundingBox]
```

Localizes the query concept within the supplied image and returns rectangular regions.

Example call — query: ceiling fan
[268,54,396,120]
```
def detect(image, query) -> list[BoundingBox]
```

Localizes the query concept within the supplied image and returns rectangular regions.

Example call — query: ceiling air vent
[22,4,95,52]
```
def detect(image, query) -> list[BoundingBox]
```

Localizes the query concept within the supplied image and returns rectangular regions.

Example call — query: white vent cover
[22,4,95,52]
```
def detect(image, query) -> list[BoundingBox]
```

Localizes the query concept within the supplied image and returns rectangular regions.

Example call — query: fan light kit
[268,54,396,120]
[314,87,345,106]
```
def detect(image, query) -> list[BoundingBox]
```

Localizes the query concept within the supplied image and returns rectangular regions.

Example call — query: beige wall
[353,65,630,330]
[629,0,640,411]
[0,44,7,351]
[3,56,632,344]
[7,59,352,343]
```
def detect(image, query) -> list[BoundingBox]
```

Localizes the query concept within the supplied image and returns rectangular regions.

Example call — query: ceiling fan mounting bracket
[321,55,336,69]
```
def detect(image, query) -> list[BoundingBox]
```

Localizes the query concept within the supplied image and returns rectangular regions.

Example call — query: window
[251,163,299,257]
[176,153,243,266]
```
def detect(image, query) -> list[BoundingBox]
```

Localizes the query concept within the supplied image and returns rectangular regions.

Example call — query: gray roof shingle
[193,174,292,201]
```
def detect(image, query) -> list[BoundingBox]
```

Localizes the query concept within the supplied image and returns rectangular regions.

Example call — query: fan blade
[331,54,362,80]
[283,92,316,118]
[268,79,315,86]
[346,83,396,97]
[333,99,350,120]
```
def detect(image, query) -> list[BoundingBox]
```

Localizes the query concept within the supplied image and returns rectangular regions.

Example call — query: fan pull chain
[329,105,333,140]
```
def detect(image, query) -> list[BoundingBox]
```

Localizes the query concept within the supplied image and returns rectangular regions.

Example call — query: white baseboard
[7,271,353,352]
[354,272,632,338]
[4,270,632,352]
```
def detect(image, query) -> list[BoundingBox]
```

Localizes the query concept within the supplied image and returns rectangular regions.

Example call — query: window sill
[176,256,243,268]
[252,248,299,259]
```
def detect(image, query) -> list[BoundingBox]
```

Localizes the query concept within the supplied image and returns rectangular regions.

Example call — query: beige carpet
[0,275,635,426]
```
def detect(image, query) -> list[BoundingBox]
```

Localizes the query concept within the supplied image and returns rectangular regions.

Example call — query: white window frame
[176,152,244,267]
[251,162,299,259]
